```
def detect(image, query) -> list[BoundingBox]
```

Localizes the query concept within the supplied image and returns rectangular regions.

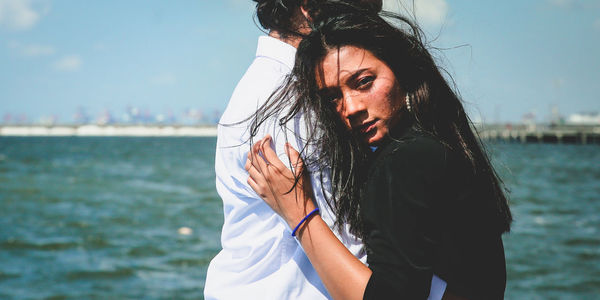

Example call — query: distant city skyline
[2,105,222,125]
[1,0,599,123]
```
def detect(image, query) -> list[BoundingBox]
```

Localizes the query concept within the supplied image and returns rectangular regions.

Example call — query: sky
[0,0,598,124]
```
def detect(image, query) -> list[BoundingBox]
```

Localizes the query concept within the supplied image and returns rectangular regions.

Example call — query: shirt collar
[256,35,297,70]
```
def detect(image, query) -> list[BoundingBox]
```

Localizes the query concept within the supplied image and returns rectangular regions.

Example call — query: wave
[1,239,78,251]
[64,268,135,280]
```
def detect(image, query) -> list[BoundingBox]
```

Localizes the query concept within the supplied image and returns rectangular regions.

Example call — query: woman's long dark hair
[251,4,512,239]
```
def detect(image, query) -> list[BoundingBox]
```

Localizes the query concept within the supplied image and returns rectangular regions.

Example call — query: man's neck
[269,30,302,49]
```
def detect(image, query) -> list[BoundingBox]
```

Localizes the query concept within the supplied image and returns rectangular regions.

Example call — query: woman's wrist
[281,195,316,230]
[291,207,320,237]
[286,206,315,230]
[294,212,323,240]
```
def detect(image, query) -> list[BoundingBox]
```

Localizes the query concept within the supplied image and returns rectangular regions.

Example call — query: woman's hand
[247,135,372,300]
[245,135,316,228]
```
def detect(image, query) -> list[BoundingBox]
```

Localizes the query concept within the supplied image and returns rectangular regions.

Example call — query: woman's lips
[357,120,377,134]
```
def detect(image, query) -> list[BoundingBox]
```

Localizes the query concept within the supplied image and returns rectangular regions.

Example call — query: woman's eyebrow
[343,68,370,84]
[318,68,371,93]
[317,86,339,96]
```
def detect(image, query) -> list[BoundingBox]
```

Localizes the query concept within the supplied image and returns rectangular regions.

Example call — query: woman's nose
[342,93,366,119]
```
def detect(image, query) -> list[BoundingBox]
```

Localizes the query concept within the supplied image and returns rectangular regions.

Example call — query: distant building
[73,107,91,124]
[567,112,600,125]
[521,112,537,130]
[96,109,114,125]
[2,113,13,124]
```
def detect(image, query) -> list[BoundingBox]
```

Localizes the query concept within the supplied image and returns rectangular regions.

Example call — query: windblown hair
[251,4,512,239]
[252,0,382,38]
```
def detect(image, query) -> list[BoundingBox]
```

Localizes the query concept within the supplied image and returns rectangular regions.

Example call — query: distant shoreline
[0,125,218,137]
[2,124,600,144]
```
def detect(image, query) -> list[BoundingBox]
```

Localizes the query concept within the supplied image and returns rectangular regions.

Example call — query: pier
[0,124,218,137]
[477,124,600,144]
[1,124,600,144]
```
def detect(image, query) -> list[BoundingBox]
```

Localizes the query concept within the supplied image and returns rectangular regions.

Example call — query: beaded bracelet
[291,207,320,237]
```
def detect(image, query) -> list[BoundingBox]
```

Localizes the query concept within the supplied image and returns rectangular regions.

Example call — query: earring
[405,93,412,112]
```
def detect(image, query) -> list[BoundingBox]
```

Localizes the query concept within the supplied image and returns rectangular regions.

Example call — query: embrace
[206,1,511,299]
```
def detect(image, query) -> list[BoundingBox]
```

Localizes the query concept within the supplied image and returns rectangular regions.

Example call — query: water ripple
[65,268,136,280]
[1,138,597,298]
[1,239,78,251]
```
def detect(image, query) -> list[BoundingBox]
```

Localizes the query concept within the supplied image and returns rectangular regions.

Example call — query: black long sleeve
[362,130,506,300]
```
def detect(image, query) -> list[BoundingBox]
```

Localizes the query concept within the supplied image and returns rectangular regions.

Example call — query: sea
[0,137,598,299]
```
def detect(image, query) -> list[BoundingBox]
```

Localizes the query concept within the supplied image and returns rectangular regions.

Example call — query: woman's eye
[322,90,342,103]
[356,76,374,89]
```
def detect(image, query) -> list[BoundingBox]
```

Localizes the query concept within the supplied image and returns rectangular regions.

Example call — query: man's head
[252,0,383,38]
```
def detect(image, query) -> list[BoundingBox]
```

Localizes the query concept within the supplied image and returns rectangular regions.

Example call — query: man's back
[205,36,363,299]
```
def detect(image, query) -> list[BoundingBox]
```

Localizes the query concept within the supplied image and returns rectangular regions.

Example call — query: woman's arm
[245,135,371,300]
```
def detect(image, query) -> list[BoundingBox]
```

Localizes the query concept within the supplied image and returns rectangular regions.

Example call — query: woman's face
[316,46,405,146]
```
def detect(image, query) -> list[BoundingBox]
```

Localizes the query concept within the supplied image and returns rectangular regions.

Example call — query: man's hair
[252,0,382,37]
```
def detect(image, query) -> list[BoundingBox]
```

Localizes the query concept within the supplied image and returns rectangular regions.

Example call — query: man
[205,1,445,299]
[205,2,381,299]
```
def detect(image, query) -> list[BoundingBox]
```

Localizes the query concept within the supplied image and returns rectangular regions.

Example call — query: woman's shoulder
[374,128,449,172]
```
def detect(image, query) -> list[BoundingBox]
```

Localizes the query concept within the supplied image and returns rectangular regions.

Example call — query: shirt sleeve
[362,136,449,300]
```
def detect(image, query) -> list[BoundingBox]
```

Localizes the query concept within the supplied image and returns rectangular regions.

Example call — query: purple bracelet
[291,207,320,237]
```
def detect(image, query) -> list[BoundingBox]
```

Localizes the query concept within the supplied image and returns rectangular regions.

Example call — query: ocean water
[491,143,600,299]
[0,137,222,299]
[0,137,598,299]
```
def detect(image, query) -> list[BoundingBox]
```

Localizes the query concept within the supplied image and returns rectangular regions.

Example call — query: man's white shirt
[204,36,364,300]
[204,35,446,299]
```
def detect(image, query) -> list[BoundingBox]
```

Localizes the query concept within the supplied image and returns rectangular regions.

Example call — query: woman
[246,8,511,300]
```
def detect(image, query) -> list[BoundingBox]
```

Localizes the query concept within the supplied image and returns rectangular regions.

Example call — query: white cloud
[382,0,448,27]
[415,0,448,26]
[6,40,55,56]
[22,44,54,56]
[0,0,40,30]
[53,55,82,72]
[150,72,177,86]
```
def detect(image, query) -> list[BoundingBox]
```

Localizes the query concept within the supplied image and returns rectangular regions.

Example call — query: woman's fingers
[246,159,262,185]
[248,135,304,188]
[285,142,304,176]
[246,172,260,193]
[247,167,267,199]
[247,145,262,173]
[245,136,315,227]
[244,152,253,171]
[259,136,288,171]
[246,153,274,201]
[250,139,269,174]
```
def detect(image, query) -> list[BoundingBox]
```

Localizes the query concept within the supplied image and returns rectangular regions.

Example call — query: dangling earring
[405,93,412,113]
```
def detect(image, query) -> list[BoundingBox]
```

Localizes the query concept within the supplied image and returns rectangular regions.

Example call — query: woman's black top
[362,128,506,300]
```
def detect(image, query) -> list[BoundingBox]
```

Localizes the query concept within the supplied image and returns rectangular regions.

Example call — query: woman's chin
[365,134,383,147]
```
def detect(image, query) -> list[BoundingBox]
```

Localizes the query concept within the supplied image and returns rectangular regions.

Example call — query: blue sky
[0,0,598,123]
